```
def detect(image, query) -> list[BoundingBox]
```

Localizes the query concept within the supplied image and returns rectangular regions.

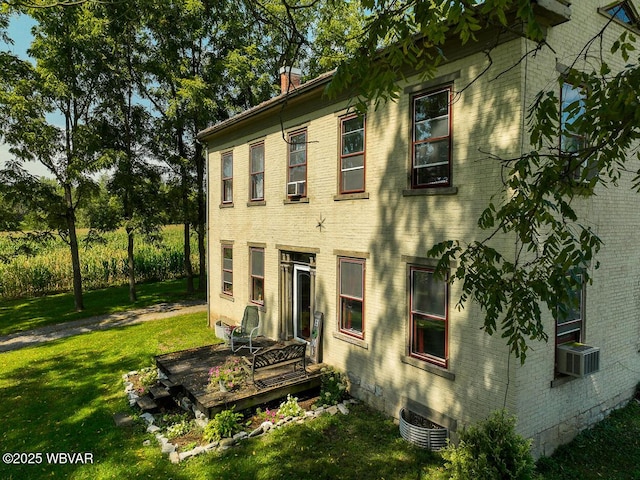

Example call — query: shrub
[277,394,305,418]
[166,420,194,440]
[203,407,244,442]
[138,366,158,387]
[318,367,349,406]
[441,410,535,480]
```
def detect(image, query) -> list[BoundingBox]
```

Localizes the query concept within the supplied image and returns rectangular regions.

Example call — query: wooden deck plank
[155,341,324,419]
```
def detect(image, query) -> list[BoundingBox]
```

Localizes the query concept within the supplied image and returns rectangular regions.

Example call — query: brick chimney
[279,66,302,94]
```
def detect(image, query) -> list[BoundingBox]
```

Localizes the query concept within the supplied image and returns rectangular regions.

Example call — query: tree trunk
[181,159,194,294]
[195,142,207,292]
[127,226,137,302]
[65,184,84,312]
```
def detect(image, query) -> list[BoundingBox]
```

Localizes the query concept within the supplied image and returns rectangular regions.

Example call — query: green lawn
[0,277,205,336]
[0,313,442,480]
[1,288,640,479]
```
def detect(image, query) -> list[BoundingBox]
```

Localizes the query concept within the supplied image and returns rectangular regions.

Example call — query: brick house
[198,0,640,456]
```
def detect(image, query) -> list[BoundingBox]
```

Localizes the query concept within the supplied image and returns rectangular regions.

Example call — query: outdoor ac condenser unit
[556,343,600,377]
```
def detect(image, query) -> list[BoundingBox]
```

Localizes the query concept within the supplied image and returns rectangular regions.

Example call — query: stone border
[121,370,357,464]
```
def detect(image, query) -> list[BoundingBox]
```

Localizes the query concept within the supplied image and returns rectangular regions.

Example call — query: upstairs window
[340,115,365,193]
[221,152,233,204]
[339,258,365,338]
[409,266,448,368]
[250,142,265,201]
[560,82,595,182]
[287,130,307,198]
[412,86,452,188]
[602,1,640,29]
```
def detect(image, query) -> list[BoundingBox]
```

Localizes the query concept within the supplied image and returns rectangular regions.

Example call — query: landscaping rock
[327,405,339,416]
[113,412,134,428]
[249,426,264,438]
[140,412,155,424]
[337,403,350,415]
[161,442,176,455]
[219,437,236,448]
[195,418,208,429]
[143,440,151,447]
[233,431,248,441]
[204,442,218,451]
[169,452,180,464]
[260,421,273,431]
[147,425,161,434]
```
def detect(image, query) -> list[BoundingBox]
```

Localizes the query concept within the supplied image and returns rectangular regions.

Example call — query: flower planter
[399,408,448,451]
[214,321,231,341]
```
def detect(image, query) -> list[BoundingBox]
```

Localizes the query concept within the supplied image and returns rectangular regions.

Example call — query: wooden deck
[155,340,323,418]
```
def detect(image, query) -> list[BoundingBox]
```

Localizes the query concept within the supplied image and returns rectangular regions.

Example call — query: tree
[0,3,107,311]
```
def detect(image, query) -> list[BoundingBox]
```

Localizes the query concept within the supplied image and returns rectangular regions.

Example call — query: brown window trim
[250,142,265,202]
[339,114,366,195]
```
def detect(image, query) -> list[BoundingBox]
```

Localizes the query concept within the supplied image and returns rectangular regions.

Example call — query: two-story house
[198,0,640,456]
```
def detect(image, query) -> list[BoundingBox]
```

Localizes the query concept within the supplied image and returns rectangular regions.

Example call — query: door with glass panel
[293,264,312,342]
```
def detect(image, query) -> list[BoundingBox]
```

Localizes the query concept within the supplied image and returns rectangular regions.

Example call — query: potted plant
[399,408,448,451]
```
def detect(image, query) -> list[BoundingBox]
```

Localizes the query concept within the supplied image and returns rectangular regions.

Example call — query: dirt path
[0,300,207,353]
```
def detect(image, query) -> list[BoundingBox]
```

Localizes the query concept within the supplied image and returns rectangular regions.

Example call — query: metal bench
[244,342,307,389]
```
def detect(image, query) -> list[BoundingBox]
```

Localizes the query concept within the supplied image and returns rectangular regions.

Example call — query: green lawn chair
[230,305,261,353]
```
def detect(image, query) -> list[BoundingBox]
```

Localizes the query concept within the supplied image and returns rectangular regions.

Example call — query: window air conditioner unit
[287,181,305,196]
[556,343,600,377]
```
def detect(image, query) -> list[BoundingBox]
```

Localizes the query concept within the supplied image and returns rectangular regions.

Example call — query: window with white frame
[287,129,307,197]
[411,86,452,188]
[250,247,264,304]
[556,271,585,346]
[221,246,233,296]
[560,82,591,181]
[221,151,233,204]
[339,257,365,338]
[409,266,448,367]
[250,142,265,201]
[340,115,365,193]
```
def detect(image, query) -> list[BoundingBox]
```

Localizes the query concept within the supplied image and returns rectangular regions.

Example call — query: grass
[536,400,640,479]
[0,313,442,480]
[1,289,640,479]
[0,277,205,336]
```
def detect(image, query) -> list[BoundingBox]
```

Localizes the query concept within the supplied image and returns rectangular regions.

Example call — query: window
[250,247,264,304]
[287,129,307,197]
[221,152,233,204]
[560,82,590,181]
[340,115,365,193]
[556,272,584,346]
[409,266,448,367]
[412,87,452,188]
[250,142,265,201]
[602,1,640,29]
[339,258,365,337]
[222,246,233,296]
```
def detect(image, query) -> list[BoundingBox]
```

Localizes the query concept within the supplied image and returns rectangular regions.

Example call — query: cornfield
[0,225,201,299]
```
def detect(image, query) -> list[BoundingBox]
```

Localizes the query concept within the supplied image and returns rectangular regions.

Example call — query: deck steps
[136,394,158,412]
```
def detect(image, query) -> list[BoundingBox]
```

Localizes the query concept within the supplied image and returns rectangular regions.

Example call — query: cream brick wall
[204,0,640,458]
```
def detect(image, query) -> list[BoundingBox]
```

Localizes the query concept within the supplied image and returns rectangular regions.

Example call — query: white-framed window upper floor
[411,85,453,189]
[221,151,233,205]
[287,129,307,199]
[339,114,366,194]
[250,141,265,202]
